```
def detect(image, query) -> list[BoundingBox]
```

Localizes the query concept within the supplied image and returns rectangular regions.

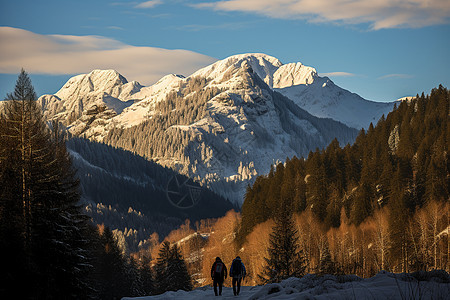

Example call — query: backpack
[231,259,242,277]
[215,262,224,274]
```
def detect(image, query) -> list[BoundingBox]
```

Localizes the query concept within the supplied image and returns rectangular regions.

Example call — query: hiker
[211,257,227,296]
[230,256,246,296]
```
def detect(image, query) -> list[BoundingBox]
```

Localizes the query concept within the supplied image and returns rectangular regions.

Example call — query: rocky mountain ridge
[37,53,393,204]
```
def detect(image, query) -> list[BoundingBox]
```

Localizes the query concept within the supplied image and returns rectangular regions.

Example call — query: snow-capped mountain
[198,53,394,129]
[38,69,143,140]
[38,53,393,204]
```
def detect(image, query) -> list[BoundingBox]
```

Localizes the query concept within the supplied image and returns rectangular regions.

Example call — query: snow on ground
[123,271,450,300]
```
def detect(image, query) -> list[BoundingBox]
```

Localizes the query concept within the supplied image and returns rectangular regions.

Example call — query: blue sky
[1,0,449,102]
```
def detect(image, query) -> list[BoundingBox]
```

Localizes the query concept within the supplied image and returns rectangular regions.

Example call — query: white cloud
[135,0,162,9]
[320,72,356,77]
[193,0,450,29]
[0,27,216,86]
[378,73,414,79]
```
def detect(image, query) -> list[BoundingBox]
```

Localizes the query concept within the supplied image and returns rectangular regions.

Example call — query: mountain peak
[192,53,319,90]
[55,69,128,100]
[192,53,281,82]
[272,62,318,88]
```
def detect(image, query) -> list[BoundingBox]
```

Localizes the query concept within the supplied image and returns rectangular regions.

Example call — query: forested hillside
[66,137,235,252]
[236,85,448,274]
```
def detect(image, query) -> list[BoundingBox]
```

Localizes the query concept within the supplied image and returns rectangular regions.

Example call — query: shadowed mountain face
[66,137,235,252]
[37,54,392,204]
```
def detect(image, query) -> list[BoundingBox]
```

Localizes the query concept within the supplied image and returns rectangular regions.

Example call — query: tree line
[139,200,447,288]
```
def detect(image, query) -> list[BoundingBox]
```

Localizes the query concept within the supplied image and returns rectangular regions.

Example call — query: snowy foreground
[123,271,450,299]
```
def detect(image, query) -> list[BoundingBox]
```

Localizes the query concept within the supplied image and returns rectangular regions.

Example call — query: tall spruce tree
[154,241,192,294]
[155,241,172,294]
[167,244,193,292]
[317,245,339,275]
[259,204,305,283]
[92,226,129,299]
[0,70,91,298]
[139,254,154,296]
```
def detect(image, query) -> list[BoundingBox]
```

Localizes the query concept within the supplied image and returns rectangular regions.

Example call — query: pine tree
[154,241,192,294]
[128,256,144,297]
[155,241,172,294]
[0,70,91,298]
[167,244,193,292]
[259,205,306,283]
[139,254,154,296]
[317,245,339,275]
[92,226,129,299]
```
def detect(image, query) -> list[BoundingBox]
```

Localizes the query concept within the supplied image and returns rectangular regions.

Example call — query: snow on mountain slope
[38,54,393,139]
[38,70,185,140]
[193,53,316,89]
[38,70,142,139]
[192,53,282,86]
[194,53,393,129]
[277,77,394,130]
[113,74,185,128]
[273,62,317,87]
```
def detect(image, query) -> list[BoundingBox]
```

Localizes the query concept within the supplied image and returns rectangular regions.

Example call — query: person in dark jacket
[229,256,246,296]
[211,257,227,296]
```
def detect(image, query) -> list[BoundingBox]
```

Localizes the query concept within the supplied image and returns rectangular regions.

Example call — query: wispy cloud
[174,21,253,31]
[320,72,357,77]
[0,27,216,85]
[107,26,125,30]
[111,1,162,9]
[378,73,414,80]
[135,0,162,9]
[193,0,450,29]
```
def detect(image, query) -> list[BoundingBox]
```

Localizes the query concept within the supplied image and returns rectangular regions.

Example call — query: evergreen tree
[139,254,154,296]
[259,205,305,283]
[351,182,373,225]
[0,69,91,298]
[154,241,192,294]
[167,244,193,292]
[127,257,144,297]
[92,226,129,299]
[155,241,172,294]
[317,246,339,276]
[293,172,307,212]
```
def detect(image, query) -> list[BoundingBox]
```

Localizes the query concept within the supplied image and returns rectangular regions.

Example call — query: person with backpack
[229,256,246,296]
[211,257,227,296]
